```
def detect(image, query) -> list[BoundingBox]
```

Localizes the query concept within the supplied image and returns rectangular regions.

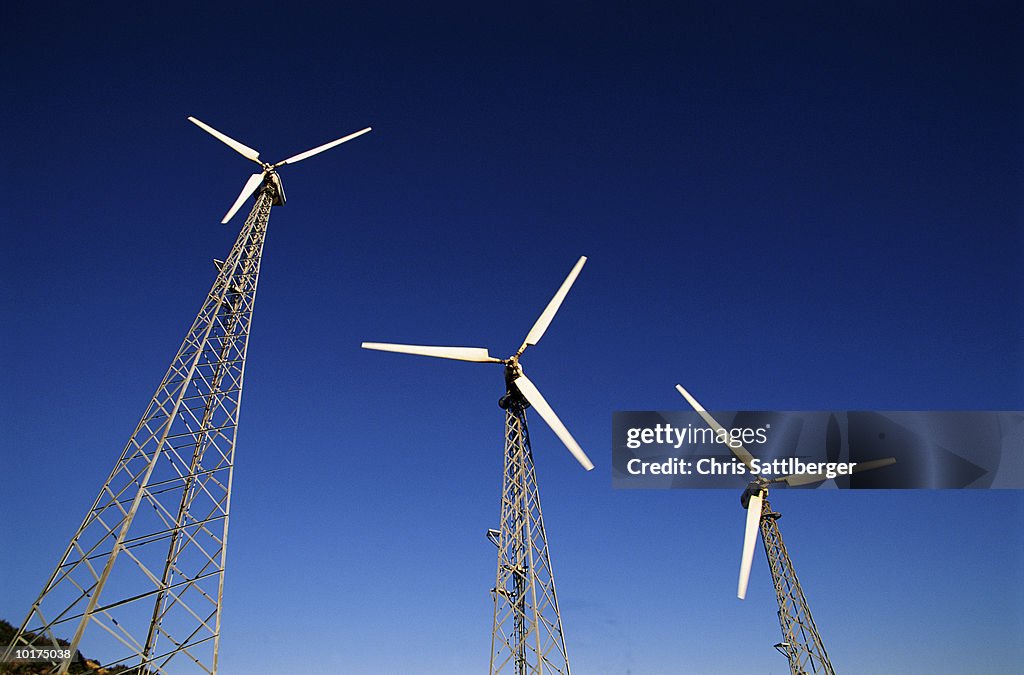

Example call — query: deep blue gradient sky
[2,2,1022,673]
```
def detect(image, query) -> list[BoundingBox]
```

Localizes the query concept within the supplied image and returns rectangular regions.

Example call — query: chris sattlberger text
[625,456,857,479]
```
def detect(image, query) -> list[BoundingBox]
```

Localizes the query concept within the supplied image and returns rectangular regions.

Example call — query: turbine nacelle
[259,171,287,207]
[363,256,594,471]
[740,478,769,510]
[500,359,528,409]
[188,116,371,223]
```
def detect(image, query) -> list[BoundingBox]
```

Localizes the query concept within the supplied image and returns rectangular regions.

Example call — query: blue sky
[2,2,1022,672]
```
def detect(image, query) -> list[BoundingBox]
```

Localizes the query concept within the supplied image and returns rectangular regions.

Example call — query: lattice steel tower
[362,256,593,675]
[488,378,571,674]
[744,482,834,675]
[3,117,370,674]
[673,386,871,675]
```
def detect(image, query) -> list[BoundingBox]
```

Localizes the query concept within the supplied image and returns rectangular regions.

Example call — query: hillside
[0,620,128,675]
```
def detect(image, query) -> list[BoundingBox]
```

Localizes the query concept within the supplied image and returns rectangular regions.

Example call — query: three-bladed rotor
[188,116,371,224]
[674,384,895,599]
[363,256,593,471]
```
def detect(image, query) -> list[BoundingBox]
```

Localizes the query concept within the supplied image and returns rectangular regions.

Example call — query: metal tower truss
[758,496,835,675]
[4,181,277,675]
[489,401,571,675]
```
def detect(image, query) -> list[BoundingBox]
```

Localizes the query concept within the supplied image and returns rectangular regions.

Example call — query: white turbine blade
[778,456,897,487]
[361,342,503,363]
[222,174,265,224]
[519,256,587,352]
[675,384,757,471]
[738,492,763,600]
[188,116,262,164]
[276,127,372,167]
[513,371,594,471]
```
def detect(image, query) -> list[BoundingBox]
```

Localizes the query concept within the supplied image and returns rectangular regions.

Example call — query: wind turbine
[188,116,371,223]
[3,117,370,675]
[675,384,895,675]
[364,256,593,675]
